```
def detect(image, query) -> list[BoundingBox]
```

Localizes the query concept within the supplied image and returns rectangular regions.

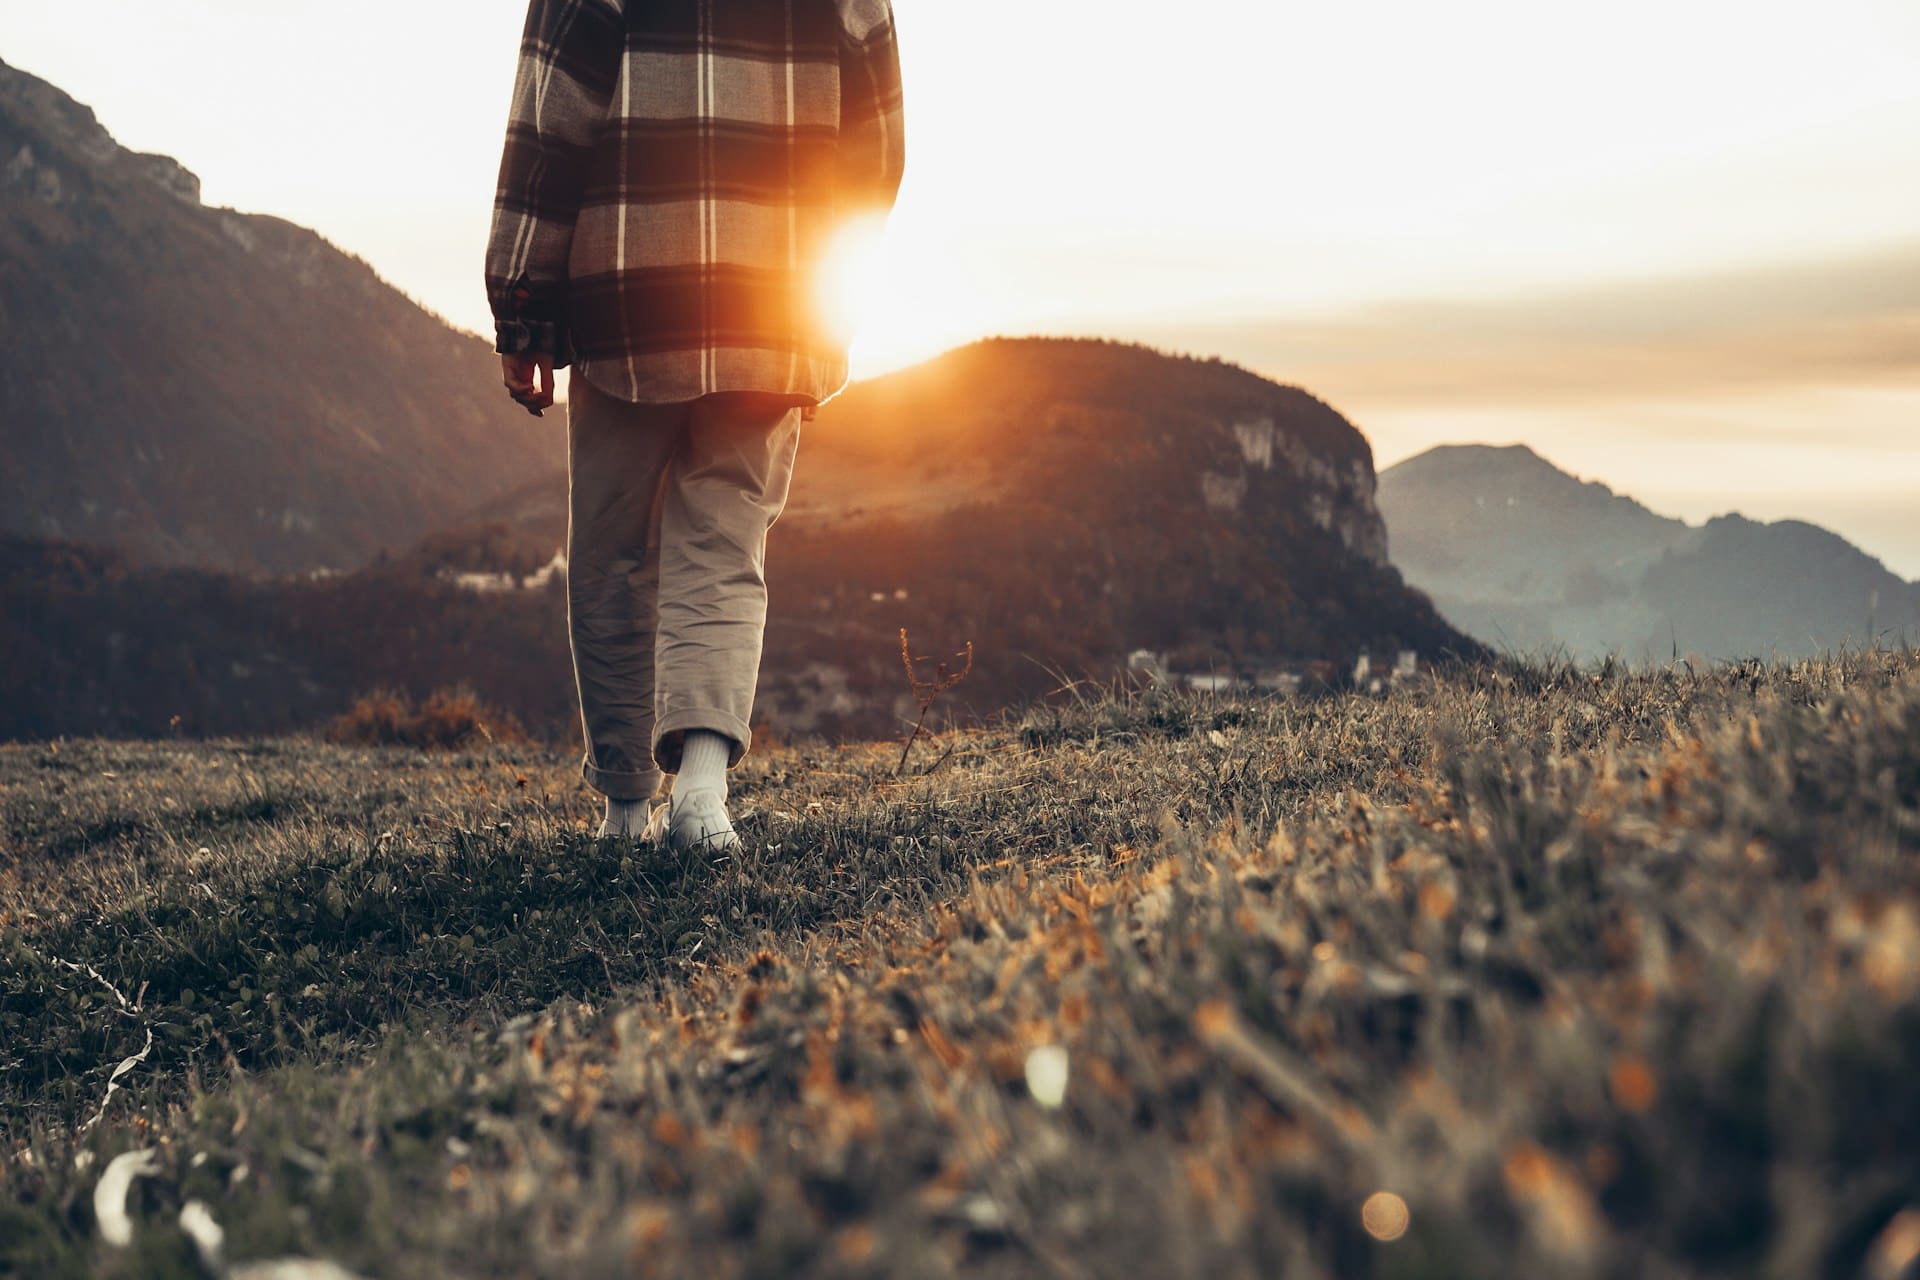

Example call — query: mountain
[749,338,1471,734]
[1640,514,1920,659]
[1378,443,1920,662]
[456,338,1475,739]
[1,339,1479,741]
[471,336,1394,563]
[0,58,557,574]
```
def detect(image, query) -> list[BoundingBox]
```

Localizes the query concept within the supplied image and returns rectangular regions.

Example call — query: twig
[916,739,960,777]
[45,955,154,1137]
[894,628,973,777]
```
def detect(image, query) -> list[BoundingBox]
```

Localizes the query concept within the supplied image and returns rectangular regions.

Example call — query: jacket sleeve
[837,1,906,218]
[485,0,625,363]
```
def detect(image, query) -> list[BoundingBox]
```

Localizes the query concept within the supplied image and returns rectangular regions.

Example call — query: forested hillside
[0,58,557,574]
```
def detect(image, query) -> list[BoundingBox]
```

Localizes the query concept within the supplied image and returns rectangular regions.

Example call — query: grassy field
[4,652,1919,1278]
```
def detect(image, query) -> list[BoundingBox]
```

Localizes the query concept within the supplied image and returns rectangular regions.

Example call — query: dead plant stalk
[894,627,973,777]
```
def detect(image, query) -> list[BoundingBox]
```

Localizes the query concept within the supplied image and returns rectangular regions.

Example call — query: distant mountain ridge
[0,59,557,574]
[1378,443,1920,662]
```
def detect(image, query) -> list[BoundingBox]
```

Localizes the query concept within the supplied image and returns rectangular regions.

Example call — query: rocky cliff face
[1202,414,1388,565]
[0,59,558,574]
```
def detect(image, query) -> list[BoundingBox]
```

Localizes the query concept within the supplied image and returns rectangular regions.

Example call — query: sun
[814,211,998,381]
[817,213,893,352]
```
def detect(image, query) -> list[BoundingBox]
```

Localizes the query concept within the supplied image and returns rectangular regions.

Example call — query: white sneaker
[665,789,742,855]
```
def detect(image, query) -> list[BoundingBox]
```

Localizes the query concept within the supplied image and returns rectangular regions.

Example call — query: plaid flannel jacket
[485,0,905,406]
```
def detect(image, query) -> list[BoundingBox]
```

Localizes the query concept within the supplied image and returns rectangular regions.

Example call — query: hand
[501,353,556,417]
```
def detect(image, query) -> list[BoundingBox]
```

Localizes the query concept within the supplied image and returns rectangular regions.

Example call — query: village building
[1126,648,1169,682]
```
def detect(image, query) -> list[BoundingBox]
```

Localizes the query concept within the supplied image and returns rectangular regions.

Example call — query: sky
[3,0,1918,572]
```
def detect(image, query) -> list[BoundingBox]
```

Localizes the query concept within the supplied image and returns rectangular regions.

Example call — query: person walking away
[485,0,905,851]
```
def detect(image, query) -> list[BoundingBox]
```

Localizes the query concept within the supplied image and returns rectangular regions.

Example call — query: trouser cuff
[652,707,753,773]
[582,758,665,802]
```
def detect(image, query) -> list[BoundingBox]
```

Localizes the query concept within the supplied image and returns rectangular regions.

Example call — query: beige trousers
[565,370,804,800]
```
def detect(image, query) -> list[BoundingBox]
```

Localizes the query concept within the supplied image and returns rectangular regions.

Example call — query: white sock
[675,730,732,801]
[600,796,654,838]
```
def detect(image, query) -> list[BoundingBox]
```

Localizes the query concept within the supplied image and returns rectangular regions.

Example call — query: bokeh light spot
[1362,1191,1410,1242]
[1024,1046,1069,1109]
[1608,1055,1659,1114]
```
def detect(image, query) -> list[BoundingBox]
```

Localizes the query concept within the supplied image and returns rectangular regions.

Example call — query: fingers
[501,354,534,398]
[527,356,556,412]
[501,354,555,417]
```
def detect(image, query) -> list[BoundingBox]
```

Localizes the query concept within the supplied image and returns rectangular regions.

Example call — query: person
[485,0,904,852]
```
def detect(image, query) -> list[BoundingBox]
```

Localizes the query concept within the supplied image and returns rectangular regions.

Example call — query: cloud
[1149,241,1920,408]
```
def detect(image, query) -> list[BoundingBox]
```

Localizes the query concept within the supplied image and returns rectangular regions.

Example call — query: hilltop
[0,59,556,574]
[4,651,1918,1276]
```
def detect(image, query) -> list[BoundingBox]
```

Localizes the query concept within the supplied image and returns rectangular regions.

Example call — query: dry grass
[3,650,1918,1278]
[322,687,530,752]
